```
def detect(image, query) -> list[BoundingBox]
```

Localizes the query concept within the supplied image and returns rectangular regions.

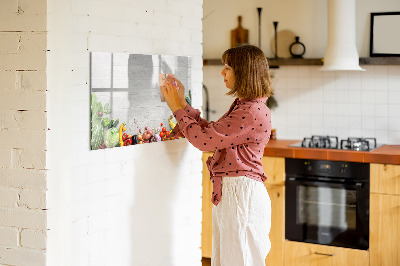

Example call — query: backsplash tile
[270,65,400,144]
[203,64,400,144]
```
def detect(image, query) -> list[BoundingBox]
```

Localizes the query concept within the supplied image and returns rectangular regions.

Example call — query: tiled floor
[202,257,211,266]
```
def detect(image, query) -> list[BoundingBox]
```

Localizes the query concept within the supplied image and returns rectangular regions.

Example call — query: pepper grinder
[273,21,279,58]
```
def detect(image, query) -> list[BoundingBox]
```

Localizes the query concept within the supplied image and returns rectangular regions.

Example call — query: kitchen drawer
[284,241,369,266]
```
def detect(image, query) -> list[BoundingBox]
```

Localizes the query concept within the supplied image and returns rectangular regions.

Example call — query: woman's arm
[161,76,211,137]
[173,106,258,152]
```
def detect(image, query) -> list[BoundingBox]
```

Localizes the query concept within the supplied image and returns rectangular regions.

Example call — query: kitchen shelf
[359,57,400,65]
[203,57,400,67]
[203,58,323,68]
[268,58,323,67]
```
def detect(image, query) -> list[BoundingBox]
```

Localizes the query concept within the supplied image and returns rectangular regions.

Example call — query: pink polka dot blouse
[172,97,272,206]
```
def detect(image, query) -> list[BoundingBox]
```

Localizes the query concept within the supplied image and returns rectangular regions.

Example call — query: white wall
[203,0,400,145]
[203,0,400,58]
[0,0,48,265]
[46,1,203,266]
[204,64,400,145]
[271,65,400,144]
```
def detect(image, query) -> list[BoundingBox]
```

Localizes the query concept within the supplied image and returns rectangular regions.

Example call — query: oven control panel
[286,158,369,180]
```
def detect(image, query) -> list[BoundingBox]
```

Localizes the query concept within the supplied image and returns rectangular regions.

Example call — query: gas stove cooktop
[289,135,383,151]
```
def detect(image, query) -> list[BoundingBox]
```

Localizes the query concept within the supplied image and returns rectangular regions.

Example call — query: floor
[202,257,211,266]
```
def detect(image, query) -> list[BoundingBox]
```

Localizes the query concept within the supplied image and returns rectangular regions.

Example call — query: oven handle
[286,177,364,189]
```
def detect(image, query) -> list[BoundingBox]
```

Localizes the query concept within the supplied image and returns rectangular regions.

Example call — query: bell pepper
[119,123,126,147]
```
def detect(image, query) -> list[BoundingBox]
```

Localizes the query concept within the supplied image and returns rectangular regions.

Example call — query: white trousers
[212,176,271,266]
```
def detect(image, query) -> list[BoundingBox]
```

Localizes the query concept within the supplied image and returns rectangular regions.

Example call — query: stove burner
[294,136,379,151]
[340,137,377,151]
[301,135,339,149]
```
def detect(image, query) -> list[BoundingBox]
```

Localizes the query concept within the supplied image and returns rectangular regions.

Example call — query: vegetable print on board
[90,52,192,150]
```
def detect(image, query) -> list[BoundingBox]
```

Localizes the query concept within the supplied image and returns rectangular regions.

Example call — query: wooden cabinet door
[370,193,400,266]
[264,184,284,266]
[370,163,400,195]
[202,152,213,258]
[262,156,285,186]
[284,241,369,266]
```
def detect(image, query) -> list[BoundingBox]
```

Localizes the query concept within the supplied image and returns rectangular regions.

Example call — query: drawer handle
[314,252,335,257]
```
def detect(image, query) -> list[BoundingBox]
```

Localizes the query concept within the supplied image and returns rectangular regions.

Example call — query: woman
[161,44,273,266]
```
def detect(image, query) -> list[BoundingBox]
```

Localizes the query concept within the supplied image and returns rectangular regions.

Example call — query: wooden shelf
[268,58,322,67]
[359,57,400,65]
[203,58,323,67]
[203,57,400,67]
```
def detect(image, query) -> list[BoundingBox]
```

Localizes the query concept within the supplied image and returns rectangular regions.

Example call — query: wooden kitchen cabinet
[370,193,400,266]
[370,163,400,266]
[370,163,400,195]
[284,241,369,266]
[261,156,285,186]
[262,156,285,266]
[264,184,285,266]
[202,152,213,258]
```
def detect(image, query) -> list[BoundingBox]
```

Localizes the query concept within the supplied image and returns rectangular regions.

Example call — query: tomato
[160,132,164,138]
[162,127,166,132]
[165,131,170,137]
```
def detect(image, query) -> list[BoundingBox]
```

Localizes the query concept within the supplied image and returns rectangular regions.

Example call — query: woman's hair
[221,44,273,99]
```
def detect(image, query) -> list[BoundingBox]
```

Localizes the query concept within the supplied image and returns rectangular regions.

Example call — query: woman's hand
[172,76,188,108]
[160,76,186,113]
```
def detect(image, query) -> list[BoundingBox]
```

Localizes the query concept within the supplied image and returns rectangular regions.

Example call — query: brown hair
[221,44,273,99]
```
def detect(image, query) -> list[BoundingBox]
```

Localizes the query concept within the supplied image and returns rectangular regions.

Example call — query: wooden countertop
[263,139,400,165]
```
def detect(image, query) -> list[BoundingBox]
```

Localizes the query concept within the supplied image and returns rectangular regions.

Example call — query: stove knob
[305,162,312,171]
[340,164,347,174]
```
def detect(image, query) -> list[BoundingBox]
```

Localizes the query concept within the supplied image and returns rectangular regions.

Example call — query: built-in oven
[285,158,370,250]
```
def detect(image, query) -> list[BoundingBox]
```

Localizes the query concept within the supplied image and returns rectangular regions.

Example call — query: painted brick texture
[0,0,48,265]
[2,0,203,265]
[46,0,203,266]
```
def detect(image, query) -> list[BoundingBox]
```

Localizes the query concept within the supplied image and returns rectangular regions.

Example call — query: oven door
[285,177,369,250]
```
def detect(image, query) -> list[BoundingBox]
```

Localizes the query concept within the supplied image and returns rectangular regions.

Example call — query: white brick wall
[2,0,204,265]
[0,0,48,265]
[46,1,203,266]
[0,227,19,247]
[21,229,47,250]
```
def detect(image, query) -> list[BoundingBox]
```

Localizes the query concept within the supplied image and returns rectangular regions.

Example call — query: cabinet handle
[314,252,335,257]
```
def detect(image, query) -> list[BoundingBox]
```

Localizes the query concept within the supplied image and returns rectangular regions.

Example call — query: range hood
[320,0,365,71]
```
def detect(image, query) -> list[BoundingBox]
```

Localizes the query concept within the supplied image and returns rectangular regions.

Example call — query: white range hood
[320,0,365,71]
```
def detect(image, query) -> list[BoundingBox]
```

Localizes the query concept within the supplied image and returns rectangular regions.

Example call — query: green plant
[91,93,112,150]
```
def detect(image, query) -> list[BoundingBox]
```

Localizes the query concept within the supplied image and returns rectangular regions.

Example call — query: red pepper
[122,133,128,140]
[124,139,132,146]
